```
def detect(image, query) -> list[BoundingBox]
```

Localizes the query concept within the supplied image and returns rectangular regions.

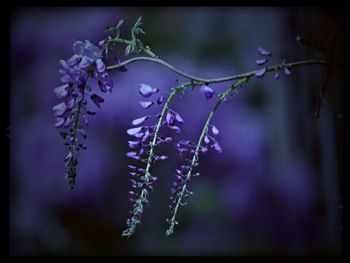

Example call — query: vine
[53,16,329,237]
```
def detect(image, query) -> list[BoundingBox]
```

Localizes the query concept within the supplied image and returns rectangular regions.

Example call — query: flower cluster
[166,124,222,235]
[254,46,291,79]
[122,84,185,237]
[54,40,114,189]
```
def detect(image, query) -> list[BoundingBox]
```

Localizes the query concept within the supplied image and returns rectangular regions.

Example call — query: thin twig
[314,28,339,118]
[107,57,326,84]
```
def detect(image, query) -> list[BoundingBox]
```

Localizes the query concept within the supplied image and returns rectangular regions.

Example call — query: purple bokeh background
[10,7,343,256]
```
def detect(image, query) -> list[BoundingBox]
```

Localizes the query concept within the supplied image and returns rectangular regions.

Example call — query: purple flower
[274,72,280,79]
[200,85,214,100]
[212,142,223,153]
[139,101,153,109]
[141,129,151,143]
[54,117,65,128]
[211,125,219,135]
[169,125,181,133]
[67,54,81,66]
[126,151,140,160]
[257,47,272,56]
[175,112,184,123]
[256,58,268,65]
[52,102,67,116]
[127,127,143,136]
[128,141,140,149]
[73,40,102,60]
[98,39,107,48]
[90,94,105,108]
[79,56,92,69]
[132,116,150,126]
[97,73,113,93]
[54,84,70,99]
[166,112,175,126]
[66,97,75,110]
[60,59,71,71]
[96,59,106,73]
[201,146,208,154]
[284,67,291,75]
[164,137,173,143]
[139,84,159,98]
[255,67,267,78]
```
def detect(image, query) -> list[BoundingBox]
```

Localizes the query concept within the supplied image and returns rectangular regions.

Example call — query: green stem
[166,77,248,236]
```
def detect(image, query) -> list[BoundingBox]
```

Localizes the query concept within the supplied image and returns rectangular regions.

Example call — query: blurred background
[10,7,344,256]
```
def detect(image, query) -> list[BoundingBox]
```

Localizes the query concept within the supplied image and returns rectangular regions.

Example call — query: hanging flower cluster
[122,84,185,237]
[166,124,222,235]
[254,46,292,79]
[53,40,115,189]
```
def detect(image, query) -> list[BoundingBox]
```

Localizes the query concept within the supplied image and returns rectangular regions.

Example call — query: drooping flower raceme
[166,123,223,235]
[122,83,185,237]
[166,78,248,236]
[54,40,116,189]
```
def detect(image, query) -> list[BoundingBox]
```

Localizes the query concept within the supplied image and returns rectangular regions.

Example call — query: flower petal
[52,102,67,116]
[73,40,85,56]
[63,116,71,127]
[54,84,69,99]
[175,112,184,123]
[60,59,71,71]
[166,112,175,126]
[127,127,143,136]
[139,101,153,109]
[255,67,267,78]
[126,151,140,160]
[67,54,82,66]
[66,97,75,109]
[212,125,219,135]
[79,56,91,69]
[98,39,107,48]
[256,58,268,65]
[132,115,149,126]
[212,142,223,153]
[141,129,150,143]
[139,84,159,98]
[200,85,214,100]
[201,146,208,154]
[164,137,173,143]
[128,141,140,149]
[96,59,106,73]
[169,125,181,133]
[284,67,291,75]
[60,74,72,83]
[274,72,280,79]
[54,117,65,128]
[257,47,272,56]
